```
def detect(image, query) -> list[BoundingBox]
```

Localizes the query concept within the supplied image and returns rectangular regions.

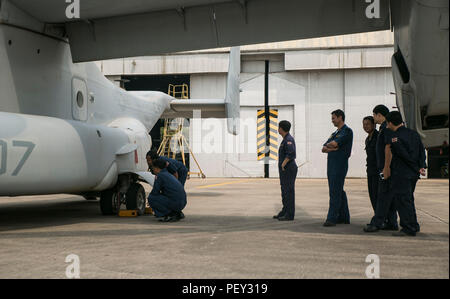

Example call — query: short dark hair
[363,116,375,124]
[373,105,389,117]
[331,109,345,122]
[386,111,403,126]
[152,158,167,169]
[146,149,159,160]
[279,120,291,132]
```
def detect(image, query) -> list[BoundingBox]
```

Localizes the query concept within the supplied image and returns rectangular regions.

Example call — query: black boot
[363,225,379,233]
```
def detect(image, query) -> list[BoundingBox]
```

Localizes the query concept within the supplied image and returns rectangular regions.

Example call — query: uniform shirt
[385,126,427,180]
[376,121,391,172]
[159,156,188,175]
[323,124,353,176]
[365,129,379,176]
[150,168,187,205]
[278,133,296,168]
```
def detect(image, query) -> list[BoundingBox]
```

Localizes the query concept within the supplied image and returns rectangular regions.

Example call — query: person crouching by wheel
[148,158,187,222]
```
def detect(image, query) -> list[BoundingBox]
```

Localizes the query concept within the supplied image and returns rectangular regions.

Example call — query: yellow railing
[168,83,189,99]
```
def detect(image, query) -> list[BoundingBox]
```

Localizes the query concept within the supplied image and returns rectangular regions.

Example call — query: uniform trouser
[178,168,188,186]
[278,164,298,219]
[392,177,419,235]
[370,178,398,228]
[367,174,379,213]
[148,194,186,218]
[326,173,350,224]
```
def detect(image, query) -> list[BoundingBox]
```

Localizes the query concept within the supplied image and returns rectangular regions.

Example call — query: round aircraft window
[76,91,84,108]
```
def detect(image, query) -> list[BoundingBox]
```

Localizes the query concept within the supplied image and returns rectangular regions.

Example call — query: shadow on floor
[0,198,447,241]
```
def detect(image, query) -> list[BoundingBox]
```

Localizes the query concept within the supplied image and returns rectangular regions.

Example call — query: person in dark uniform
[148,158,187,222]
[408,135,427,233]
[383,111,426,236]
[363,116,379,213]
[146,150,189,186]
[364,105,398,232]
[273,120,298,221]
[322,109,353,227]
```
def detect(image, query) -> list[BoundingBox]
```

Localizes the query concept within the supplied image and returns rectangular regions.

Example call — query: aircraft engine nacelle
[0,112,150,196]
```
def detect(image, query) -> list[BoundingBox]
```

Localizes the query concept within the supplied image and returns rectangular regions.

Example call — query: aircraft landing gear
[125,183,146,216]
[100,189,121,215]
[99,174,146,216]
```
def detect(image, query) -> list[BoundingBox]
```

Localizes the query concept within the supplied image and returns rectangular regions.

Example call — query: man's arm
[282,139,296,169]
[326,141,339,149]
[417,134,427,175]
[322,134,339,153]
[332,129,352,149]
[322,146,338,153]
[281,157,290,170]
[383,144,392,179]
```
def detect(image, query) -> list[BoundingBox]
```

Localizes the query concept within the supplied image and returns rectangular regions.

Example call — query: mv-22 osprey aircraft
[0,0,448,215]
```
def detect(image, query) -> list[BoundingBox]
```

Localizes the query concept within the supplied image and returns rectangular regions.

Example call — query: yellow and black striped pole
[257,109,278,163]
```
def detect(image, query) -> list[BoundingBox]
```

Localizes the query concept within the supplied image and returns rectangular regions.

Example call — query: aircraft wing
[130,47,241,134]
[8,0,390,62]
[162,99,227,119]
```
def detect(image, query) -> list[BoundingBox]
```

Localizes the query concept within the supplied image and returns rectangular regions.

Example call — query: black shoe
[177,211,185,220]
[278,216,294,221]
[273,212,284,219]
[168,216,180,222]
[392,230,416,237]
[337,220,350,224]
[158,216,170,222]
[363,225,379,233]
[323,221,336,227]
[159,215,179,222]
[381,225,399,231]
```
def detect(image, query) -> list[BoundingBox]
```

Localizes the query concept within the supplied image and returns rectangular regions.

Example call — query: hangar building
[97,31,401,178]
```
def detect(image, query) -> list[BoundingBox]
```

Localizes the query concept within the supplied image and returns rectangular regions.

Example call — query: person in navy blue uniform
[322,109,353,227]
[383,111,426,236]
[273,120,298,221]
[148,158,187,222]
[147,150,189,186]
[363,116,379,213]
[364,105,399,233]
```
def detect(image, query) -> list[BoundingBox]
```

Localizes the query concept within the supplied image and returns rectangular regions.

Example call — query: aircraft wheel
[100,189,120,215]
[126,183,146,216]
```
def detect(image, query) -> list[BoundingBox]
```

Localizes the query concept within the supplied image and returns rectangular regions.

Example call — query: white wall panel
[100,54,229,76]
[344,68,397,177]
[285,47,393,70]
[306,71,345,178]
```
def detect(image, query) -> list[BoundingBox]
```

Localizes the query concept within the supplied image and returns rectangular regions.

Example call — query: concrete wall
[99,53,229,76]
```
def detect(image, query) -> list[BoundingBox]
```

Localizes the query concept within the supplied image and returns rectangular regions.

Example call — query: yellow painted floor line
[195,179,255,189]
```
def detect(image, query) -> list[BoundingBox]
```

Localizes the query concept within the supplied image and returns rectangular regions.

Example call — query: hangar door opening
[122,74,191,170]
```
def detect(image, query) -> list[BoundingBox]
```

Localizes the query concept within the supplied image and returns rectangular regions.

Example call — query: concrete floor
[0,178,448,279]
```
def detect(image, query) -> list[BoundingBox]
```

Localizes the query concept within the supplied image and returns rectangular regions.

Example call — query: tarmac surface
[0,178,448,279]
